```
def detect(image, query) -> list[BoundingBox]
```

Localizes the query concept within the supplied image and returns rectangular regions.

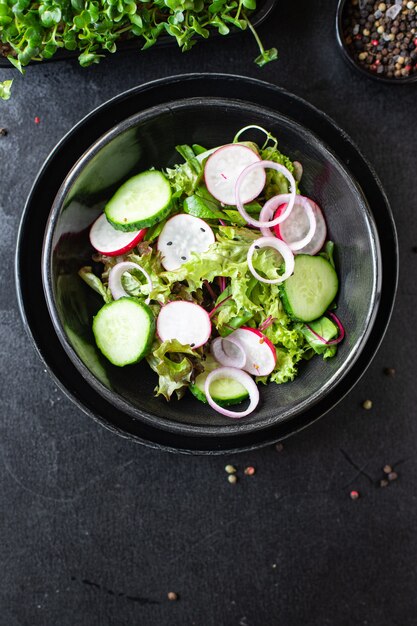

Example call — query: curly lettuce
[78,131,338,399]
[153,225,315,385]
[146,339,204,400]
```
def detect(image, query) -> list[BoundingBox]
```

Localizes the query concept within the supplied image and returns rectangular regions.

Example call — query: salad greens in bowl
[42,97,381,436]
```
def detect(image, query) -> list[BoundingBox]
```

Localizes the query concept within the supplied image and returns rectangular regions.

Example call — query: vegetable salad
[79,126,344,417]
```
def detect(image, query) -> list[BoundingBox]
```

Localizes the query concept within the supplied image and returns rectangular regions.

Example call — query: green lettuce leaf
[319,240,335,268]
[300,316,338,359]
[183,190,228,220]
[165,144,203,196]
[260,145,298,199]
[146,339,203,400]
[78,267,112,303]
[257,346,304,385]
[126,249,169,303]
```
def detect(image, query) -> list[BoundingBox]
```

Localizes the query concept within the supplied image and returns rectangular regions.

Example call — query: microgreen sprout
[0,78,12,100]
[0,0,277,91]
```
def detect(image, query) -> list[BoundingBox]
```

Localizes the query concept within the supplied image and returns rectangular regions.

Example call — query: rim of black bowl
[15,73,399,454]
[42,96,381,438]
[336,0,417,85]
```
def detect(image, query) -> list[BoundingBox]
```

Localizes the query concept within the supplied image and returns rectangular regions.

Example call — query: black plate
[0,0,275,67]
[15,73,398,454]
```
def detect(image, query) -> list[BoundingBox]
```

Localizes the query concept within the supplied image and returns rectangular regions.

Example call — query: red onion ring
[204,367,260,418]
[108,261,152,303]
[247,237,294,285]
[259,199,276,237]
[283,196,316,251]
[235,161,296,228]
[260,195,317,253]
[211,336,246,369]
[259,193,295,237]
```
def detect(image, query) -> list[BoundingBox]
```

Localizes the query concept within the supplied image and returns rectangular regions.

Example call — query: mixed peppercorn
[342,0,417,79]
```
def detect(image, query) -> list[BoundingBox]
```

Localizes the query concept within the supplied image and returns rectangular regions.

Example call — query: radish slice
[229,327,277,376]
[157,301,211,348]
[204,367,260,418]
[235,161,296,228]
[247,237,295,285]
[157,214,215,271]
[211,336,246,369]
[204,144,265,206]
[89,213,146,256]
[273,196,316,251]
[274,197,327,255]
[108,261,153,303]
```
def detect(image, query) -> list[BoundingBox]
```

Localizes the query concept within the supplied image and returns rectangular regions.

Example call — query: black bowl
[336,0,417,84]
[16,74,398,453]
[42,95,381,439]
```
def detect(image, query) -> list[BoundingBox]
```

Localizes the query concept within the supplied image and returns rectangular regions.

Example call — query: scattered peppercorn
[380,478,389,487]
[384,367,396,377]
[342,0,417,79]
[225,464,236,474]
[275,442,284,452]
[350,490,360,500]
[167,592,178,601]
[388,471,398,481]
[244,466,256,476]
[228,474,237,484]
[34,116,40,124]
[383,464,393,474]
[0,128,7,136]
[362,399,373,410]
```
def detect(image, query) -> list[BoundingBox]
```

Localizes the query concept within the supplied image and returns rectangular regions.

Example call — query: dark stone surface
[1,0,416,624]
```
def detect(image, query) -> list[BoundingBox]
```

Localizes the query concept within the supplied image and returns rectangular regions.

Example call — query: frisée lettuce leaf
[146,339,204,400]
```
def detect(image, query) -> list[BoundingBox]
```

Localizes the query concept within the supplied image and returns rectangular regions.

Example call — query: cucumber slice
[280,254,338,322]
[105,170,172,231]
[92,297,155,366]
[190,356,249,407]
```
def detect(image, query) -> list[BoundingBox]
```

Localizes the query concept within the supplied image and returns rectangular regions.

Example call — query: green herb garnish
[0,0,276,77]
[0,79,12,100]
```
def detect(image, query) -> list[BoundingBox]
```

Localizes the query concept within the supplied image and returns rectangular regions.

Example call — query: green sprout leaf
[0,0,278,98]
[255,46,278,67]
[0,79,13,100]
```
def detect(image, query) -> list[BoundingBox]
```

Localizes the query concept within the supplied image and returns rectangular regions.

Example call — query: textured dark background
[1,0,416,624]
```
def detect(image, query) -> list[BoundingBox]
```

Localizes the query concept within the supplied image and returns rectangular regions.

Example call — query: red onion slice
[211,336,246,369]
[261,195,317,251]
[247,237,295,285]
[108,261,153,303]
[235,161,296,228]
[204,367,260,418]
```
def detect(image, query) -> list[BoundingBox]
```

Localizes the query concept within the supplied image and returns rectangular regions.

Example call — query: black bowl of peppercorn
[336,0,417,83]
